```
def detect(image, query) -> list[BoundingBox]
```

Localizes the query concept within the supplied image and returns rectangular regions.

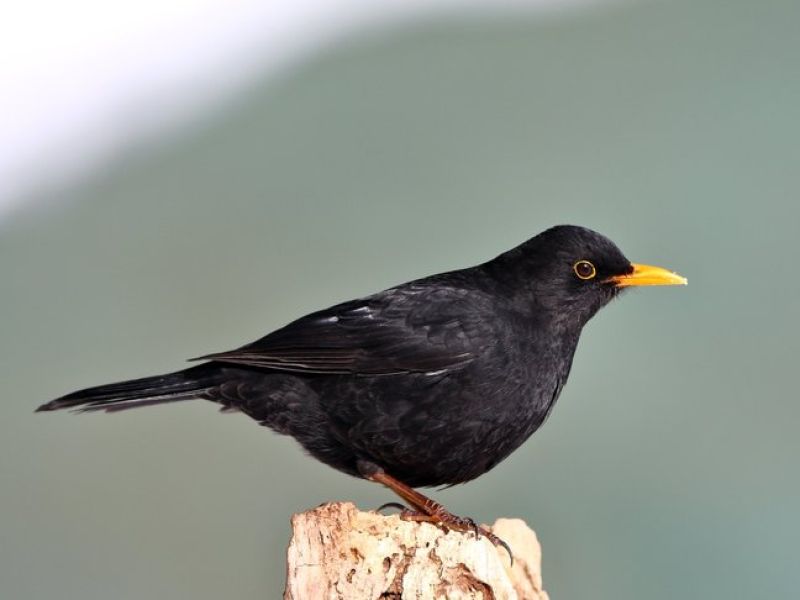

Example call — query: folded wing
[195,284,496,375]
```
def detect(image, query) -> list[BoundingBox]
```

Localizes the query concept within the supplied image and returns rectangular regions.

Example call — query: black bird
[38,225,685,547]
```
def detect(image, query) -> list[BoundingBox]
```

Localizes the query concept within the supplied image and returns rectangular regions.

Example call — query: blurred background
[2,0,799,598]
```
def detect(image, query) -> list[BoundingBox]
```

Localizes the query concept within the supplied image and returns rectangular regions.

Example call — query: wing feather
[195,284,495,375]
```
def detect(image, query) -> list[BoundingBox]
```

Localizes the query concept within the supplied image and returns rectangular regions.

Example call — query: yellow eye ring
[573,260,597,280]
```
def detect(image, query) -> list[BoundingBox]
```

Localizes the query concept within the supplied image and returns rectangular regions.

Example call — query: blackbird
[38,225,685,550]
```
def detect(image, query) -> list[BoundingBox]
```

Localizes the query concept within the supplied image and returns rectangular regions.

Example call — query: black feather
[37,364,221,413]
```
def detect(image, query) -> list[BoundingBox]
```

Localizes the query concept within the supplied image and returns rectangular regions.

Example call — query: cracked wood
[284,502,549,600]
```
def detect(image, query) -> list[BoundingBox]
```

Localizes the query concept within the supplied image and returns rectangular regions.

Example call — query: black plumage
[38,225,685,540]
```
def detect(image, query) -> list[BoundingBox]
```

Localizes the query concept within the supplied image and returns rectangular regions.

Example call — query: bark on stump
[285,501,548,600]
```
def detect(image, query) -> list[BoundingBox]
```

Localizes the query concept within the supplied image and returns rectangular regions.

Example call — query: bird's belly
[314,368,555,487]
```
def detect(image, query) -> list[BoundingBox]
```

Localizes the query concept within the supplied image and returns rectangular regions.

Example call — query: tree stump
[285,501,548,599]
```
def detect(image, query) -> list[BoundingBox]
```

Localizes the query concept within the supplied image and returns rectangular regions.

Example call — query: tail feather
[37,364,221,413]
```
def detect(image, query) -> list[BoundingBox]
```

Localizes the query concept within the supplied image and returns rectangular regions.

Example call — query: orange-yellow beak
[606,263,688,287]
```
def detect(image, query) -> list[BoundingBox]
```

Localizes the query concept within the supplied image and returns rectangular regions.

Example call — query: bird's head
[488,225,687,327]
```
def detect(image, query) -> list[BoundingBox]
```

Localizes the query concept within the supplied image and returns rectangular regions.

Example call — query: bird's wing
[195,284,497,375]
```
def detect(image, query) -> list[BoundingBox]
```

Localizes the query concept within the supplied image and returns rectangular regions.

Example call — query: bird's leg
[357,460,513,564]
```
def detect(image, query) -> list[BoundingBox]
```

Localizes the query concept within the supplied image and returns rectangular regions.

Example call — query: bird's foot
[358,461,513,564]
[399,507,513,564]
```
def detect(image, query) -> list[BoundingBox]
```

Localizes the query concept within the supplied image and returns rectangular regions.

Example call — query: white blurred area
[0,0,615,221]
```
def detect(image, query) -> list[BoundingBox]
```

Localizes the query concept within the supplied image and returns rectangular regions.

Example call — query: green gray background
[3,0,799,598]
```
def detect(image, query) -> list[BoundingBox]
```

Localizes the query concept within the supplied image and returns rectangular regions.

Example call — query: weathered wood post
[284,502,548,599]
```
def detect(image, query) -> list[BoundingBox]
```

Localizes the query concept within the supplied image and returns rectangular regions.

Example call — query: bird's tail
[36,364,222,413]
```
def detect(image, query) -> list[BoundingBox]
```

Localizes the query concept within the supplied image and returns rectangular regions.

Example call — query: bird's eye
[573,260,597,280]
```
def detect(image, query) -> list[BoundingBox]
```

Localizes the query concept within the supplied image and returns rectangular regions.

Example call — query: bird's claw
[407,510,514,566]
[464,520,514,566]
[485,530,514,566]
[375,501,409,514]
